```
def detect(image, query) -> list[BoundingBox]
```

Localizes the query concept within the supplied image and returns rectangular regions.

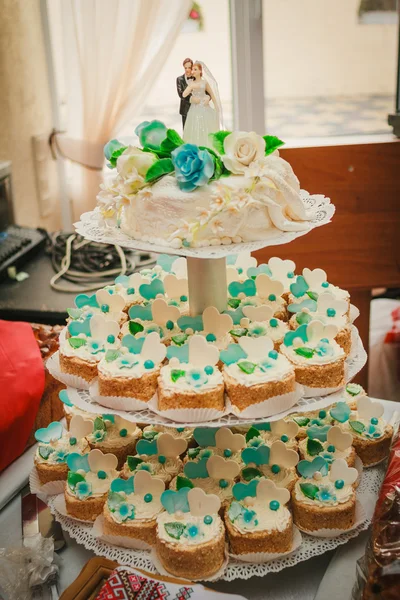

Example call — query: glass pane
[262,0,398,140]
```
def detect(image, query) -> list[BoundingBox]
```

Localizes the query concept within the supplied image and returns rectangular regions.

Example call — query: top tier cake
[97,121,320,249]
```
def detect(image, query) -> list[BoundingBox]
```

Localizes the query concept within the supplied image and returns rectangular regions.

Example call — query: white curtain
[53,0,191,220]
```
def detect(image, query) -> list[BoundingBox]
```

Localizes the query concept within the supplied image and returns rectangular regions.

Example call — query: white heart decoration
[327,426,352,452]
[303,268,327,290]
[256,478,290,506]
[90,314,120,343]
[127,273,150,290]
[255,274,284,299]
[357,396,384,420]
[202,306,233,338]
[151,298,180,327]
[171,257,187,279]
[88,449,118,473]
[113,416,138,436]
[133,470,165,498]
[164,274,189,301]
[189,335,219,368]
[242,305,274,323]
[206,455,240,481]
[188,487,221,517]
[270,440,299,468]
[317,292,348,319]
[238,336,274,362]
[139,331,167,366]
[226,266,241,284]
[69,415,93,440]
[96,289,125,314]
[329,458,358,486]
[270,419,299,439]
[215,428,246,452]
[157,433,187,458]
[306,320,338,344]
[268,257,296,285]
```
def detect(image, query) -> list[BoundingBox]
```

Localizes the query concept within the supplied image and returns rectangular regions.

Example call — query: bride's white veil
[196,60,224,130]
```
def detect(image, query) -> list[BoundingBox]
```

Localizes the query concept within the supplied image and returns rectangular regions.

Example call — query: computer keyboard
[0,225,47,279]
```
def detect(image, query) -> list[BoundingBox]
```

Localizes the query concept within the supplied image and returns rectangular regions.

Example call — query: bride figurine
[182,61,223,146]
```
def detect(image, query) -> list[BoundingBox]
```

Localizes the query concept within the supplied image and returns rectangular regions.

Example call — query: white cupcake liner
[148,393,229,424]
[296,499,367,538]
[354,456,363,484]
[150,544,229,582]
[349,304,360,324]
[92,514,152,550]
[52,493,96,524]
[59,326,67,344]
[226,384,304,420]
[46,351,91,390]
[228,525,302,563]
[29,467,65,502]
[89,379,151,411]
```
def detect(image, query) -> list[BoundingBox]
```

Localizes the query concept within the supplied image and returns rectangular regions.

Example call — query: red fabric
[0,320,45,472]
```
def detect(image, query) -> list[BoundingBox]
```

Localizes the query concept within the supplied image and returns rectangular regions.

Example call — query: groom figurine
[176,57,194,129]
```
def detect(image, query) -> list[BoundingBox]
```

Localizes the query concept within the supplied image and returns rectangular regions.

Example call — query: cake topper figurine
[176,58,222,145]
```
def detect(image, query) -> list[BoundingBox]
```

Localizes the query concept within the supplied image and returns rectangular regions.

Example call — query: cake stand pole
[187,257,227,316]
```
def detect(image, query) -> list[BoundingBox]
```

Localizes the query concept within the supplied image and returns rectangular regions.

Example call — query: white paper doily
[46,464,383,581]
[74,191,335,259]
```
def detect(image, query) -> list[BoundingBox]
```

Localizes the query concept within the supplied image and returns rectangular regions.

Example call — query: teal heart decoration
[247,264,272,279]
[283,323,309,347]
[226,254,238,265]
[287,298,317,314]
[193,427,217,447]
[35,421,63,443]
[297,456,328,479]
[184,457,209,479]
[220,343,247,366]
[228,279,257,298]
[290,275,309,298]
[254,422,271,431]
[161,488,190,514]
[330,402,351,423]
[223,307,244,325]
[139,278,165,300]
[232,479,259,501]
[114,275,130,287]
[66,452,90,473]
[306,425,331,442]
[121,334,145,354]
[157,254,177,272]
[110,476,135,495]
[177,315,204,332]
[58,390,73,407]
[75,293,99,309]
[136,439,158,456]
[128,305,153,321]
[166,343,190,363]
[241,445,270,466]
[68,317,92,337]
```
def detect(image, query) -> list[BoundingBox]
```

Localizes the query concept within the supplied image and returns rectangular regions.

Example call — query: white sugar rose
[116,146,157,193]
[222,131,266,175]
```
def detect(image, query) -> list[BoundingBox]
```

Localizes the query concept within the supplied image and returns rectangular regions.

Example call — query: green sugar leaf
[349,420,366,435]
[246,426,261,443]
[127,456,144,471]
[108,492,125,512]
[230,328,247,338]
[160,129,184,153]
[171,369,186,383]
[143,430,158,441]
[176,475,194,491]
[38,446,54,460]
[306,291,319,301]
[164,521,187,540]
[105,349,120,363]
[263,135,285,156]
[294,347,315,359]
[128,321,144,335]
[296,312,312,325]
[209,130,231,155]
[228,298,241,309]
[293,416,310,427]
[94,416,106,431]
[306,438,324,457]
[300,482,319,500]
[187,447,200,459]
[145,158,174,183]
[346,383,363,397]
[67,471,85,490]
[68,337,87,349]
[242,467,262,482]
[238,361,256,374]
[171,333,188,346]
[108,146,128,168]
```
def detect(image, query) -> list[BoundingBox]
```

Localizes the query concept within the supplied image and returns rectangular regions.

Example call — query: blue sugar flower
[315,485,336,504]
[315,341,333,358]
[92,429,106,443]
[117,502,135,522]
[320,452,335,465]
[54,450,69,464]
[75,480,92,500]
[171,144,214,192]
[88,339,105,355]
[248,324,268,338]
[185,368,208,388]
[108,492,125,512]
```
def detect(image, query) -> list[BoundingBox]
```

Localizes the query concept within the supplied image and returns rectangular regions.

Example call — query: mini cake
[68,289,127,325]
[227,276,287,321]
[237,304,289,350]
[86,415,142,469]
[34,416,92,484]
[280,320,345,389]
[121,299,181,343]
[246,419,299,451]
[158,335,224,411]
[177,306,234,351]
[292,457,358,532]
[221,336,296,411]
[121,433,187,484]
[97,331,166,400]
[186,427,246,466]
[59,314,121,382]
[267,257,297,300]
[103,470,165,545]
[288,267,350,311]
[331,397,393,466]
[65,449,119,521]
[156,487,225,579]
[225,478,292,555]
[298,425,356,467]
[241,440,299,492]
[287,408,334,439]
[342,382,367,409]
[142,424,194,447]
[179,454,240,507]
[58,389,96,428]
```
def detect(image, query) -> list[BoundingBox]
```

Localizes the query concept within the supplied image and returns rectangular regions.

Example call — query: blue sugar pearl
[271,464,280,474]
[204,515,213,525]
[177,428,185,432]
[144,360,155,369]
[237,267,243,274]
[91,342,99,350]
[69,437,77,446]
[371,417,378,425]
[144,493,153,503]
[268,294,277,302]
[166,320,174,330]
[140,464,151,471]
[119,429,128,438]
[224,449,232,457]
[319,410,327,419]
[268,350,278,360]
[108,289,113,294]
[121,359,130,365]
[243,510,253,523]
[180,295,188,302]
[188,525,198,537]
[202,450,212,458]
[101,304,109,313]
[269,318,278,328]
[191,372,201,381]
[322,282,329,288]
[158,455,166,464]
[335,479,344,490]
[269,500,280,511]
[327,444,336,453]
[97,470,107,480]
[281,435,289,443]
[327,308,336,317]
[287,271,295,279]
[205,365,214,375]
[127,287,135,295]
[219,479,228,489]
[206,333,216,342]
[182,240,190,248]
[107,334,115,344]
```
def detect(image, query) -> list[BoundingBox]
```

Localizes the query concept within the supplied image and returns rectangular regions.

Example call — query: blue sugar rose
[171,144,214,192]
[135,120,167,151]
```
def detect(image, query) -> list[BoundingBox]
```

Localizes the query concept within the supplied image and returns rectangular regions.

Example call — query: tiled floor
[136,94,395,139]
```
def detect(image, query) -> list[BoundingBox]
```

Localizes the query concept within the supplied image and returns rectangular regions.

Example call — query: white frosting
[299,437,351,462]
[280,338,345,366]
[35,434,89,465]
[289,312,348,332]
[259,431,297,451]
[104,283,143,307]
[97,353,160,379]
[289,283,349,306]
[159,364,223,393]
[157,511,223,545]
[120,319,179,341]
[123,456,183,483]
[339,413,387,440]
[294,475,354,507]
[64,405,96,422]
[228,499,291,534]
[180,477,234,502]
[143,425,194,443]
[255,295,286,315]
[60,336,104,363]
[67,468,119,498]
[108,491,163,523]
[256,466,296,489]
[185,447,243,466]
[198,331,233,350]
[246,320,288,342]
[88,419,141,448]
[224,354,293,386]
